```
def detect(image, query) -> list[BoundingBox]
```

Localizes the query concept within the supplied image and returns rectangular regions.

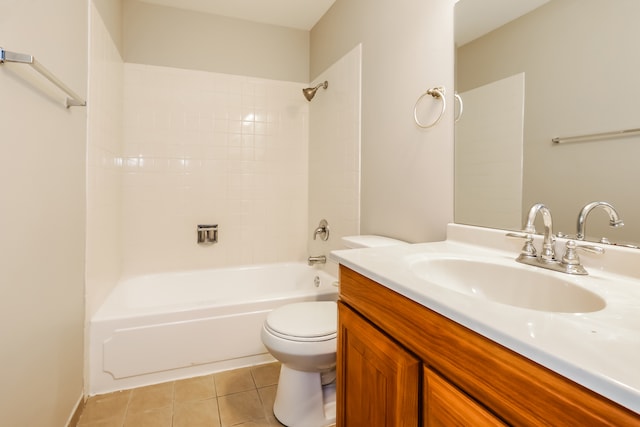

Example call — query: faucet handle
[313,219,330,241]
[505,232,528,239]
[577,243,605,255]
[506,232,537,259]
[561,240,604,266]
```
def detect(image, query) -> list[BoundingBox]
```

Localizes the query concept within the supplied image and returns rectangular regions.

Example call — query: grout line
[170,380,176,427]
[249,366,259,389]
[121,390,132,427]
[215,395,223,427]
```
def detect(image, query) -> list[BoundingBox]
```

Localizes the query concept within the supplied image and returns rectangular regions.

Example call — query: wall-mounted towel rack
[0,47,86,108]
[414,86,446,129]
[552,128,640,144]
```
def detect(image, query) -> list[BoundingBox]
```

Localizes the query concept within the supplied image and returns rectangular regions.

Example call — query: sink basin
[409,257,606,313]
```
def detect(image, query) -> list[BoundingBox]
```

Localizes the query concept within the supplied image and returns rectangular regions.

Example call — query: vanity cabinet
[336,266,639,426]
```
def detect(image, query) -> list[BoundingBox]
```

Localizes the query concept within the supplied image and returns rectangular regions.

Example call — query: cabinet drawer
[424,367,506,427]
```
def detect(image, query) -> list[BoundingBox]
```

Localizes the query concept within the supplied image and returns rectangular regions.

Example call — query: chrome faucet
[308,255,326,266]
[576,201,624,241]
[523,203,556,262]
[313,219,330,241]
[509,203,604,275]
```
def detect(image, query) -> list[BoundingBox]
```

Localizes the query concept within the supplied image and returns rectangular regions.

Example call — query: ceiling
[138,0,337,30]
[455,0,550,46]
[137,0,550,43]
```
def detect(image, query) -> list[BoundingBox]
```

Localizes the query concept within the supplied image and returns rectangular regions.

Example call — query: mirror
[454,0,640,247]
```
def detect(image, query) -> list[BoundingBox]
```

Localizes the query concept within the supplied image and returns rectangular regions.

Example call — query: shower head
[303,81,328,101]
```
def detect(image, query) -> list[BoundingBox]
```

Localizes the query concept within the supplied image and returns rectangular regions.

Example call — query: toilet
[261,235,407,427]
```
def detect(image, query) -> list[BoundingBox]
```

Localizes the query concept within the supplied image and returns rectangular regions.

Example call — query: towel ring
[414,86,446,129]
[454,92,463,123]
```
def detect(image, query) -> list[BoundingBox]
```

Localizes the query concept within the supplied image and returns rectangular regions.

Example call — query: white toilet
[261,235,407,427]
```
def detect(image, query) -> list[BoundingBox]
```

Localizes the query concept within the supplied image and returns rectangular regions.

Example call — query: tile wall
[86,1,124,319]
[121,65,310,277]
[308,45,362,276]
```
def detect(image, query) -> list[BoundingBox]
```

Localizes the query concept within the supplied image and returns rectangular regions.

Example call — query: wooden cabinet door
[424,367,507,427]
[337,302,420,427]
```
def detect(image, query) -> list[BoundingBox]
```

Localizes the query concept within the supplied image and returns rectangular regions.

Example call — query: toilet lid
[265,301,337,340]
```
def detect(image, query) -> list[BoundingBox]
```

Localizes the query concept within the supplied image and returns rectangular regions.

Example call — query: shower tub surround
[89,262,337,395]
[121,63,310,277]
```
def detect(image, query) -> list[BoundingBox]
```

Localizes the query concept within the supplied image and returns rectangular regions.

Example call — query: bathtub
[89,262,338,395]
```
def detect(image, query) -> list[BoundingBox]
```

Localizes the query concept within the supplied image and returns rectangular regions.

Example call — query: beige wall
[123,0,310,83]
[311,0,455,243]
[455,73,524,230]
[0,0,87,425]
[94,0,124,52]
[457,0,640,243]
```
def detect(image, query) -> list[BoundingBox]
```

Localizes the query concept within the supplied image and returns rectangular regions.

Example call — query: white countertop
[331,224,640,414]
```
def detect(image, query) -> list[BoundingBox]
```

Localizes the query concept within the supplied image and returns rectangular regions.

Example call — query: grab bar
[552,128,640,144]
[1,47,86,108]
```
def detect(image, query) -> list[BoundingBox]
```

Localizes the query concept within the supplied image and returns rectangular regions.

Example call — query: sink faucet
[523,203,556,262]
[576,201,624,241]
[509,203,604,275]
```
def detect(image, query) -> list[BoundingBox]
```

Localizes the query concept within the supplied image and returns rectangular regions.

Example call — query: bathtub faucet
[308,255,326,266]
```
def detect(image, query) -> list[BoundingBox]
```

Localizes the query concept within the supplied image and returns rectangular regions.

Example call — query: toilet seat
[265,301,337,342]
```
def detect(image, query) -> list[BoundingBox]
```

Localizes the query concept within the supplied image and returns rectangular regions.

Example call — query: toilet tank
[341,235,408,249]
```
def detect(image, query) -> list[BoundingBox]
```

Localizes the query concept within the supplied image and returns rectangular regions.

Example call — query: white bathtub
[89,262,338,395]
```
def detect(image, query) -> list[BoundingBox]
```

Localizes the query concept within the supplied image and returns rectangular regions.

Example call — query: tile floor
[77,362,285,427]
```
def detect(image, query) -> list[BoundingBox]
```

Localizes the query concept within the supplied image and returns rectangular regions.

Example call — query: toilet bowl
[261,301,337,427]
[261,235,407,427]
